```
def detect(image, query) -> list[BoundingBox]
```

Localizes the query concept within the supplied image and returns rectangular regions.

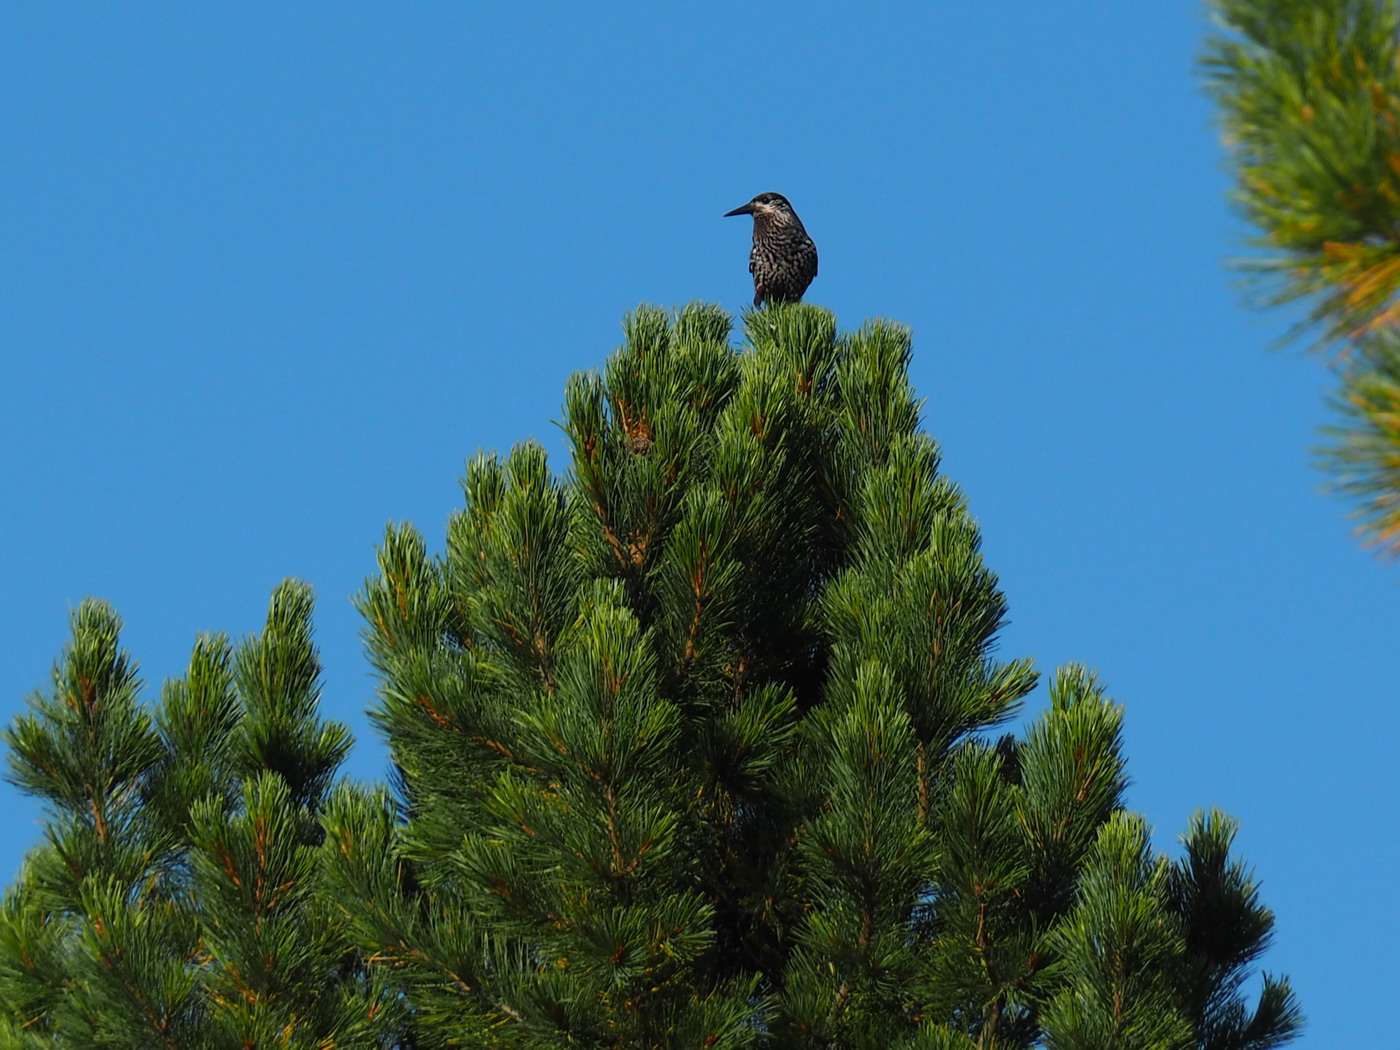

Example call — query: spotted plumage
[724,192,818,307]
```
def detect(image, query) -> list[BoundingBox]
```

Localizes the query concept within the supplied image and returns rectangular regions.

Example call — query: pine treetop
[331,302,1299,1050]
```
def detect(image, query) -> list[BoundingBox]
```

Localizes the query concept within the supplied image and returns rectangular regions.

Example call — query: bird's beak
[724,202,755,217]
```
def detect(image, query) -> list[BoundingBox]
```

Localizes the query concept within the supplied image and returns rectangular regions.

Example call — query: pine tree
[1202,0,1400,553]
[324,303,1300,1050]
[0,582,400,1049]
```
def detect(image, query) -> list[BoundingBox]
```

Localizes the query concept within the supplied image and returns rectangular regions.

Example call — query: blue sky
[1,4,1390,1043]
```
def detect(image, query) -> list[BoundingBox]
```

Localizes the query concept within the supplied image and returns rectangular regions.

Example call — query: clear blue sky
[1,4,1389,1043]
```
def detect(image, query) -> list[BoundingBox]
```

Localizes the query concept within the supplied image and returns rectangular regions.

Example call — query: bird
[724,192,818,307]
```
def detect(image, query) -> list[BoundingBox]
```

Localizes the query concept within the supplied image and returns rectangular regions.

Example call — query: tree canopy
[3,304,1298,1050]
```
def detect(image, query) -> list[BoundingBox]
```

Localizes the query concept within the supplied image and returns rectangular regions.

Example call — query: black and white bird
[724,192,818,307]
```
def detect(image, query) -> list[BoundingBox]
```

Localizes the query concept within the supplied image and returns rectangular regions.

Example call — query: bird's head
[724,192,796,220]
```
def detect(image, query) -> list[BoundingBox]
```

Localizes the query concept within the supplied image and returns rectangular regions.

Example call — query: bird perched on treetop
[724,192,818,307]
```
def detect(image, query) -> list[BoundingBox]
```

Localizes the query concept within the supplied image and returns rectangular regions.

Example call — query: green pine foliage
[1317,330,1400,552]
[324,303,1299,1050]
[1202,0,1400,553]
[1202,0,1400,345]
[0,303,1296,1048]
[0,582,399,1049]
